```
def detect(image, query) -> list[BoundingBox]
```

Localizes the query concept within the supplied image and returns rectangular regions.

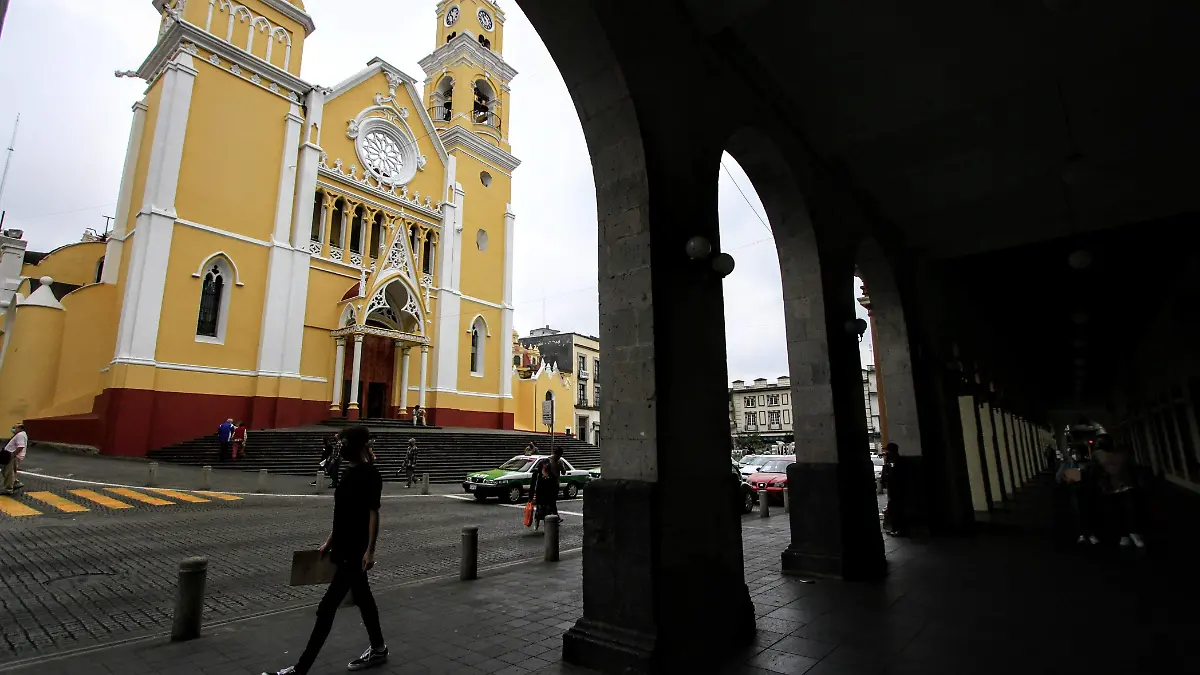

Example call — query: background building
[518,326,599,444]
[729,369,882,451]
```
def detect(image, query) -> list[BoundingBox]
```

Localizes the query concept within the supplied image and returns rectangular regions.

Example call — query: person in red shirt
[231,421,248,460]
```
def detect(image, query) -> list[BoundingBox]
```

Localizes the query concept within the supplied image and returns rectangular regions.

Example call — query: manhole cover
[44,573,116,590]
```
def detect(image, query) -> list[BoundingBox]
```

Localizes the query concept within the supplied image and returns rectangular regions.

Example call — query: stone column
[101,100,149,285]
[347,335,363,420]
[959,395,991,511]
[329,338,346,413]
[418,344,429,410]
[997,410,1016,492]
[392,342,408,417]
[979,401,1005,504]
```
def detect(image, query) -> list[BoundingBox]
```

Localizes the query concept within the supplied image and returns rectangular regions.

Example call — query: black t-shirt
[330,462,382,563]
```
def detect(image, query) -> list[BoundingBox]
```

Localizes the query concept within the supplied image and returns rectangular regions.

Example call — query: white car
[740,455,769,478]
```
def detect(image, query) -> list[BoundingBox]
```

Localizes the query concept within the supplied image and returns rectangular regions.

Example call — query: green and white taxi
[463,455,590,503]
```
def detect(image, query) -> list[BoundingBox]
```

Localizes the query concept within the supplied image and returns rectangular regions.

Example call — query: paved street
[0,453,585,666]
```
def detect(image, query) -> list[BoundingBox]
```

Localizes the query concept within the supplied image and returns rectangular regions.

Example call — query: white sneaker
[1119,536,1132,547]
[1130,533,1146,549]
[1088,535,1100,545]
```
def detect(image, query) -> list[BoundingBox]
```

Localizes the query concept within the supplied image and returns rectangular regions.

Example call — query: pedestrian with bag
[2,423,28,495]
[530,448,564,531]
[401,439,418,488]
[217,418,234,462]
[1093,435,1146,549]
[1057,444,1100,545]
[263,425,388,675]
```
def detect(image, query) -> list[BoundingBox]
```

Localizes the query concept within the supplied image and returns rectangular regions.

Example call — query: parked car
[747,457,795,504]
[462,455,591,503]
[733,461,758,514]
[739,455,769,478]
[588,467,601,481]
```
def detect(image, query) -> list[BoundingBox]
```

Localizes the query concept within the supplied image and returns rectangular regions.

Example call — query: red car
[747,457,795,504]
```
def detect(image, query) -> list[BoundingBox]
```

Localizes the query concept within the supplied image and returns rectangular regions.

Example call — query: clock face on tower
[477,9,493,31]
[445,6,459,26]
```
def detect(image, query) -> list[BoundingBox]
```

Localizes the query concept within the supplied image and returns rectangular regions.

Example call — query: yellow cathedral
[0,0,529,456]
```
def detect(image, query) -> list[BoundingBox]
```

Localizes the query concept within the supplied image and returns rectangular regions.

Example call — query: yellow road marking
[196,491,242,501]
[146,488,209,503]
[0,496,41,516]
[26,492,89,513]
[105,488,174,506]
[70,489,134,509]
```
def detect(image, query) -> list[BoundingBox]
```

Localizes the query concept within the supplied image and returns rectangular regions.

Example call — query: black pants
[218,441,231,462]
[405,466,415,487]
[295,561,384,673]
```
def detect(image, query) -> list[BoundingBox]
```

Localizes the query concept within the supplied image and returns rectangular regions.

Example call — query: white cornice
[139,20,312,96]
[438,126,521,173]
[261,0,317,36]
[418,32,517,84]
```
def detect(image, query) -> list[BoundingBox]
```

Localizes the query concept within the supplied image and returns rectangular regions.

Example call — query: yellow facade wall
[512,371,575,433]
[47,284,119,414]
[0,305,65,430]
[455,151,508,303]
[154,226,268,370]
[174,63,289,242]
[457,298,503,394]
[178,0,308,77]
[21,242,107,287]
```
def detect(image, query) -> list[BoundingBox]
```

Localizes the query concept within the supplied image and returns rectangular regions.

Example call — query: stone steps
[147,427,601,484]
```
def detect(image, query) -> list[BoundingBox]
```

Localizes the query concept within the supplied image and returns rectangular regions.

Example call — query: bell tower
[421,0,515,154]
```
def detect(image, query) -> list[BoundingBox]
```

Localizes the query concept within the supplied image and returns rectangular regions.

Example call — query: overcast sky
[0,0,871,381]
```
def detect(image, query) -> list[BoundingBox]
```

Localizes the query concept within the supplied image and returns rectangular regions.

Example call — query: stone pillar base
[782,462,886,581]
[346,405,360,421]
[563,479,755,673]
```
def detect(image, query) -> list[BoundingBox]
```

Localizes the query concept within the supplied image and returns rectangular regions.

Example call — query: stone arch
[365,277,424,335]
[724,125,885,580]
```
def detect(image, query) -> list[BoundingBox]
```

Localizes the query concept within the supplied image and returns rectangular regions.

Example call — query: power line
[720,160,772,236]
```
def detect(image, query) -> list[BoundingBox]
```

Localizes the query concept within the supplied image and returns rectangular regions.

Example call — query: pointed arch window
[94,256,105,284]
[370,212,385,259]
[310,190,325,242]
[349,205,365,254]
[330,199,346,250]
[423,236,437,274]
[470,316,487,376]
[196,260,230,341]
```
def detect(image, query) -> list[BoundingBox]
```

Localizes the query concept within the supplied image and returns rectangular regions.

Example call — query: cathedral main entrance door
[366,382,387,419]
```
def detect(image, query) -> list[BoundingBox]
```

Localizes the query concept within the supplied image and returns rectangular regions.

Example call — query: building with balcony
[729,370,881,450]
[518,326,600,444]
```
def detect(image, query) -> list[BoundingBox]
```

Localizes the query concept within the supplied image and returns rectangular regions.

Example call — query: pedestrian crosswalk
[0,486,243,517]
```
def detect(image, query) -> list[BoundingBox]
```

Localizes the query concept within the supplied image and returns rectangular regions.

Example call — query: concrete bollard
[544,515,561,562]
[315,469,325,495]
[256,469,268,493]
[201,466,212,490]
[171,557,208,642]
[147,462,158,488]
[421,473,430,496]
[460,526,478,581]
[783,486,790,513]
[759,491,770,518]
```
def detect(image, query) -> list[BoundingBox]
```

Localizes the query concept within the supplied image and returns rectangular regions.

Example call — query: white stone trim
[258,0,316,35]
[115,51,196,363]
[175,218,272,247]
[437,126,520,173]
[502,204,515,307]
[193,254,234,344]
[272,104,304,243]
[326,58,449,167]
[189,251,244,286]
[314,172,444,221]
[141,19,309,97]
[291,89,326,247]
[466,313,491,337]
[111,356,327,382]
[412,386,511,400]
[418,31,517,84]
[102,100,150,285]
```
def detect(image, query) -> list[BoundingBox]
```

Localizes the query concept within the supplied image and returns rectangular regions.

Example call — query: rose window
[361,129,404,181]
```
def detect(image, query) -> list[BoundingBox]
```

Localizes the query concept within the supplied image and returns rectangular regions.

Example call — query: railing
[471,108,502,131]
[577,369,589,380]
[426,107,503,133]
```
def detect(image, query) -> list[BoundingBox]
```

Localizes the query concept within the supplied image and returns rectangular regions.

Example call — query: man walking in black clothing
[264,426,387,674]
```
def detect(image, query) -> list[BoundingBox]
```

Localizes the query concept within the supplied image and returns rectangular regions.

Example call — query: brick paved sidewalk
[16,479,1194,675]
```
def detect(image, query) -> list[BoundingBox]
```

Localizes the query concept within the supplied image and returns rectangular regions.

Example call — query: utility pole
[0,114,19,215]
[101,215,115,237]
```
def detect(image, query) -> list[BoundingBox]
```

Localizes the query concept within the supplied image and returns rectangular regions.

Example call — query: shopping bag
[523,500,535,527]
[1063,467,1082,483]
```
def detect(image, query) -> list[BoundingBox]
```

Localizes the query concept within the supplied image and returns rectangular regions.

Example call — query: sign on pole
[541,400,554,427]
